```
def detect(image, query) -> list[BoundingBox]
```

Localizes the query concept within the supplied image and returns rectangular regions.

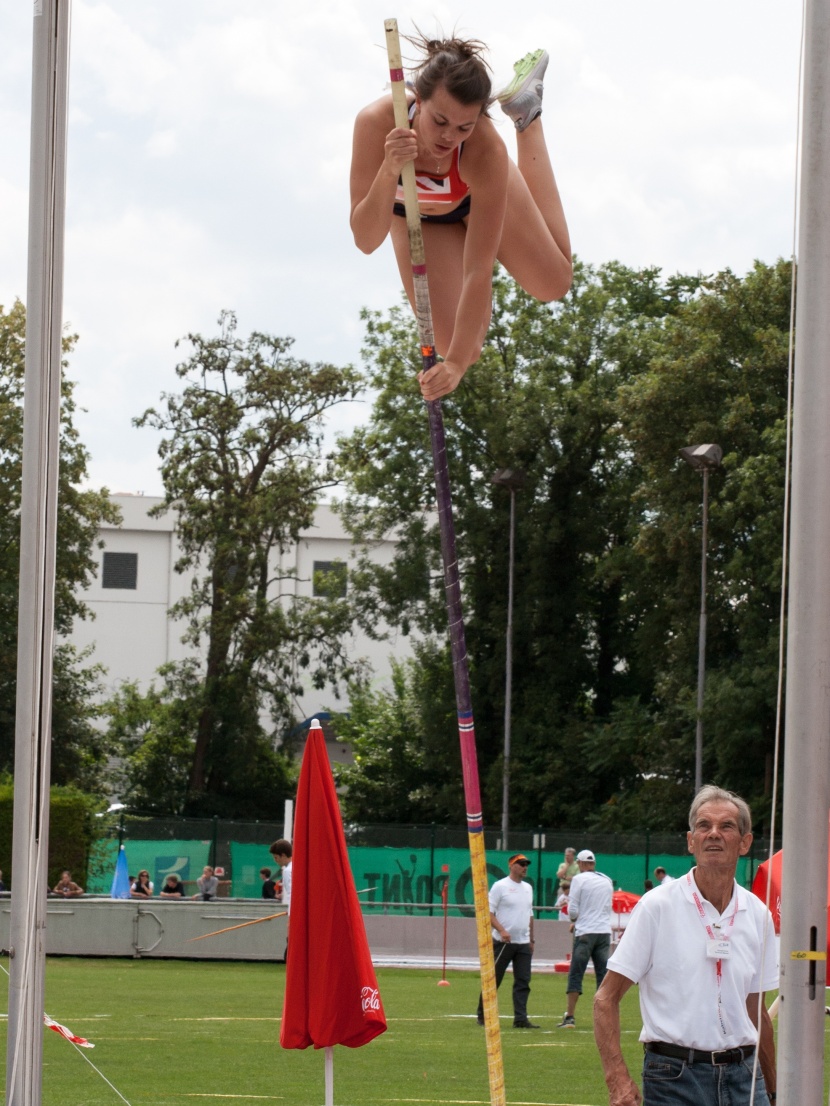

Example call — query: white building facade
[69,494,413,735]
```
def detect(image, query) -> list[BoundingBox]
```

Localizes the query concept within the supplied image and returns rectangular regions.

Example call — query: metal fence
[99,815,773,895]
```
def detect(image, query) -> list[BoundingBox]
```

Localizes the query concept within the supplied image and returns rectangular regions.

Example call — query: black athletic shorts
[392,195,471,224]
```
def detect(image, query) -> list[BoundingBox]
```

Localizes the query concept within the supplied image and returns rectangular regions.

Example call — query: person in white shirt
[270,838,293,964]
[269,839,293,910]
[554,878,571,918]
[594,785,777,1106]
[476,853,539,1029]
[558,849,613,1028]
[653,866,674,885]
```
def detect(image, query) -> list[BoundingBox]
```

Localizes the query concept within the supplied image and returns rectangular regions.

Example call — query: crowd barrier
[0,897,574,963]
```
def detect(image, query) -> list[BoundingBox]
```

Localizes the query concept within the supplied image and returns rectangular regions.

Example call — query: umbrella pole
[325,1046,333,1106]
[384,20,505,1106]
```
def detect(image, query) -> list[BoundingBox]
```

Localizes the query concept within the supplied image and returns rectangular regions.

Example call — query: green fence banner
[227,845,729,915]
[88,840,211,895]
[230,842,282,898]
[89,842,756,908]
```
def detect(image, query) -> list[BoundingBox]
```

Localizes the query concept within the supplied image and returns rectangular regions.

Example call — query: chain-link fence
[89,815,773,910]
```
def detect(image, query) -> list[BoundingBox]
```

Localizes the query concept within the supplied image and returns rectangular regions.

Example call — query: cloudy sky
[1,1,803,496]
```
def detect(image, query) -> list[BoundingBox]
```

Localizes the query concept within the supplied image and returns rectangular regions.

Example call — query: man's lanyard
[686,871,739,1035]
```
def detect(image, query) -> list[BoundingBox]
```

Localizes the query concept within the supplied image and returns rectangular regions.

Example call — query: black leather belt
[645,1041,755,1066]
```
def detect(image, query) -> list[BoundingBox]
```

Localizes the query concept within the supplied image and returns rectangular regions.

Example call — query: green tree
[334,644,461,824]
[100,676,195,815]
[609,259,792,830]
[0,300,119,791]
[337,262,701,828]
[130,311,363,817]
[336,260,790,832]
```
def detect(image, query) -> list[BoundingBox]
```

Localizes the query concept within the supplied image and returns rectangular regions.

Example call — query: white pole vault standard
[778,0,830,1102]
[6,3,71,1104]
[383,20,506,1106]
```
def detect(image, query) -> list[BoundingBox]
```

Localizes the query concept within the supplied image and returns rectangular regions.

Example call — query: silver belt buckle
[711,1048,735,1066]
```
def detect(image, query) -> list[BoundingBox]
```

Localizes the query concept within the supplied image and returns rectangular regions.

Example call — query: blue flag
[110,845,131,899]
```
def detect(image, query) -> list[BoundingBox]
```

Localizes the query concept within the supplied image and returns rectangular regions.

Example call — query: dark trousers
[476,940,533,1022]
[642,1050,768,1105]
[566,931,610,994]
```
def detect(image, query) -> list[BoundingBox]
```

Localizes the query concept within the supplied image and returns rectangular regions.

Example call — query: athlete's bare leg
[497,116,571,302]
[516,116,571,263]
[390,217,482,357]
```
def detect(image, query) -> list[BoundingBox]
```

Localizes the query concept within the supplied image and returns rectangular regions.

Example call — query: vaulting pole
[777,0,830,1102]
[6,3,71,1103]
[383,21,505,1106]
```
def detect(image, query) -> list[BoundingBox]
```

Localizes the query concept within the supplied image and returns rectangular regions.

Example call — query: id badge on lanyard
[687,872,738,1036]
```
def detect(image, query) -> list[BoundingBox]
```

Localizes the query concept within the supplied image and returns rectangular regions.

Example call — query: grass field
[0,957,818,1105]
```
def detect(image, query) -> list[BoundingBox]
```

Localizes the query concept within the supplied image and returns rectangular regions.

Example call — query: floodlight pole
[491,469,525,851]
[695,465,710,793]
[678,444,722,793]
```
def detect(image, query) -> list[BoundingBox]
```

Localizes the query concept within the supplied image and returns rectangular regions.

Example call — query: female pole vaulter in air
[350,33,572,401]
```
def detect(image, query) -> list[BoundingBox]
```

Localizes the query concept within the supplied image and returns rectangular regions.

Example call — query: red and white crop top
[394,101,470,208]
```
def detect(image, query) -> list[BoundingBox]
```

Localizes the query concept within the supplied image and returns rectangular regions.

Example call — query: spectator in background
[558,849,613,1029]
[260,867,278,899]
[270,839,293,963]
[193,865,219,901]
[130,869,153,898]
[653,866,674,885]
[643,878,654,893]
[269,840,293,910]
[53,870,84,898]
[476,853,540,1029]
[557,847,579,889]
[159,874,185,899]
[554,878,571,918]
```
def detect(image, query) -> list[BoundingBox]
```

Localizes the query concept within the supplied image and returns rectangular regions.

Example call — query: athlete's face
[416,84,482,162]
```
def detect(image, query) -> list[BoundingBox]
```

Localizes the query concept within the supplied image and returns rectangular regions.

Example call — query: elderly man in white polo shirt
[557,848,613,1028]
[594,785,777,1106]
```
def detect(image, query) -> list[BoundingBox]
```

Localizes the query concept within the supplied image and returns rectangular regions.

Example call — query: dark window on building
[312,560,347,599]
[102,551,138,590]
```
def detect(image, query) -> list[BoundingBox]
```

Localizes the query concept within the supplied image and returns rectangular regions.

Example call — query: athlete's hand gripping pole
[384,20,506,1106]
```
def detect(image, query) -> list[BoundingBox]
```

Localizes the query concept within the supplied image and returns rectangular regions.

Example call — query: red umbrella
[751,822,830,954]
[611,890,641,943]
[280,721,387,1051]
[751,852,784,933]
[612,890,641,914]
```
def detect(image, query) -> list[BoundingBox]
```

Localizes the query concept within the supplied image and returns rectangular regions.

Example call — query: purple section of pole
[426,400,471,716]
[424,398,483,819]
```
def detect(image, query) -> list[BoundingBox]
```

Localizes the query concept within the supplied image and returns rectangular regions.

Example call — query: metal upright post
[6,4,71,1103]
[778,0,830,1099]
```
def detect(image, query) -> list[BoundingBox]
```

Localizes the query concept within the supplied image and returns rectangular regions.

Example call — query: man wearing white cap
[558,849,613,1028]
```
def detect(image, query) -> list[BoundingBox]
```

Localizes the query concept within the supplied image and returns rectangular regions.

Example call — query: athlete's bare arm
[350,98,416,255]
